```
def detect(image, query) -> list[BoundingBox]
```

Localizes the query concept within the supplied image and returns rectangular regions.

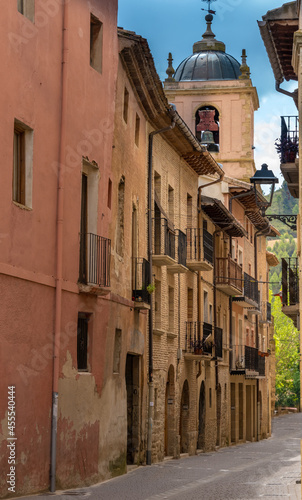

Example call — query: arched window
[195,105,219,152]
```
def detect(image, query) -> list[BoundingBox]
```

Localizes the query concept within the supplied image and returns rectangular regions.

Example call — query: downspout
[50,0,68,492]
[146,114,176,466]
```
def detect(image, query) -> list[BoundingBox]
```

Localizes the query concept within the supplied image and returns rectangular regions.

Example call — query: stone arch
[198,380,206,449]
[165,364,176,456]
[179,379,190,453]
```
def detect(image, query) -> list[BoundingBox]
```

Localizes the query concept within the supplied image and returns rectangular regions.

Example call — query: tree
[271,294,300,408]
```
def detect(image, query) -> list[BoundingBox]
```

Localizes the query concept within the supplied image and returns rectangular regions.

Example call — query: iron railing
[153,217,175,260]
[216,255,243,292]
[280,116,299,163]
[243,273,259,305]
[185,321,213,355]
[230,345,259,373]
[214,326,223,358]
[282,257,299,307]
[79,233,110,287]
[132,258,150,304]
[186,228,213,264]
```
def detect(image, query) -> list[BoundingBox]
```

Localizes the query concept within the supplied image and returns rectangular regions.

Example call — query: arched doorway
[179,380,190,453]
[165,365,175,456]
[198,381,205,449]
[216,384,221,447]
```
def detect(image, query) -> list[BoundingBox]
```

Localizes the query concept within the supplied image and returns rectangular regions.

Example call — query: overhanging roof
[266,251,279,267]
[258,2,298,83]
[118,28,223,178]
[200,196,246,237]
[229,187,269,230]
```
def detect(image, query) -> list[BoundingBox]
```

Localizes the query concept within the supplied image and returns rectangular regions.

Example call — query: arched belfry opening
[195,105,219,152]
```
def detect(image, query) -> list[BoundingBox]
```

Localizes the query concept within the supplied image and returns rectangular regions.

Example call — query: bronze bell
[200,130,215,145]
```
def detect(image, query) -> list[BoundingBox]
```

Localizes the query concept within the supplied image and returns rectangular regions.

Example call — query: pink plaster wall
[0,1,118,496]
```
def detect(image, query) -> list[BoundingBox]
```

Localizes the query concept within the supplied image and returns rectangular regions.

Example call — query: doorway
[125,354,140,464]
[198,381,205,449]
[165,365,175,456]
[179,380,190,453]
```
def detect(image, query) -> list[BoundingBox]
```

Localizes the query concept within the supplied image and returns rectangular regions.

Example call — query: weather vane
[201,0,217,15]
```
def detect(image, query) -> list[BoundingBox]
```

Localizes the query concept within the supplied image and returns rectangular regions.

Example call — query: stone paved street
[21,413,302,500]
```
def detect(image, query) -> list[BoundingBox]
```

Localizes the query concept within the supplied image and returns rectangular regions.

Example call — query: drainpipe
[146,113,176,466]
[50,0,68,492]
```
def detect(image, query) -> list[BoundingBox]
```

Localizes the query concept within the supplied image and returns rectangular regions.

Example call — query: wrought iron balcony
[167,229,188,274]
[233,272,259,308]
[279,116,299,198]
[153,218,187,273]
[132,258,151,309]
[281,257,299,328]
[214,326,223,358]
[215,255,243,296]
[230,345,259,376]
[185,321,213,357]
[79,233,110,293]
[186,228,213,271]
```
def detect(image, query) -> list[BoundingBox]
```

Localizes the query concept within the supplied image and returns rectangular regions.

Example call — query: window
[168,287,174,332]
[13,120,33,208]
[203,291,208,323]
[123,88,129,123]
[116,176,125,257]
[168,185,174,222]
[135,114,140,146]
[113,329,122,373]
[77,313,90,371]
[188,288,193,322]
[209,388,212,408]
[17,0,35,22]
[187,194,192,229]
[107,178,112,209]
[90,14,103,73]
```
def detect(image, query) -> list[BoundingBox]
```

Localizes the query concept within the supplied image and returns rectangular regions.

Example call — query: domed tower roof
[174,14,241,82]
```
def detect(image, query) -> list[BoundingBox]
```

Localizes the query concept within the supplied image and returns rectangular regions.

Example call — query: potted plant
[146,283,156,294]
[275,136,298,163]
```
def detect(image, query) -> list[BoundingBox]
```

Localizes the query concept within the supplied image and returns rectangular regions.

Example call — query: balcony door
[79,173,88,283]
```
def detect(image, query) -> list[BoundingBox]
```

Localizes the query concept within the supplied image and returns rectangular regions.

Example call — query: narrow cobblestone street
[21,413,302,500]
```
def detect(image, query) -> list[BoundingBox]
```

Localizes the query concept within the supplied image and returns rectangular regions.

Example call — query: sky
[118,0,298,183]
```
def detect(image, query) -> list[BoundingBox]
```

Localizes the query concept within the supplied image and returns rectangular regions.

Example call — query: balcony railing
[230,345,259,373]
[282,257,299,307]
[214,326,223,358]
[185,321,213,355]
[132,258,150,304]
[280,116,299,163]
[186,228,213,268]
[153,217,175,260]
[243,273,259,305]
[216,255,243,294]
[79,233,110,287]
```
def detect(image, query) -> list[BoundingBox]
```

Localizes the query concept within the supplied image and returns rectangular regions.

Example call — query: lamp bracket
[266,214,297,231]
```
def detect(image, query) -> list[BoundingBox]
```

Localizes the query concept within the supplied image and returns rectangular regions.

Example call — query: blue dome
[174,50,241,82]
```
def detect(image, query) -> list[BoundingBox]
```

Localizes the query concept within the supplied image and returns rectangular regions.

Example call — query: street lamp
[250,163,279,215]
